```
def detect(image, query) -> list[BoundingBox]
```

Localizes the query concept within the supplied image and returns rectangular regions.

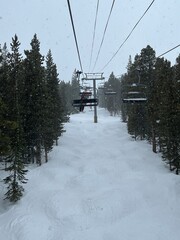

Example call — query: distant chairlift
[72,90,98,110]
[98,82,105,90]
[72,98,98,107]
[122,83,147,103]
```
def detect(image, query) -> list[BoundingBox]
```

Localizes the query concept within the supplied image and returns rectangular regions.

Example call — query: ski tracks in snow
[1,108,180,240]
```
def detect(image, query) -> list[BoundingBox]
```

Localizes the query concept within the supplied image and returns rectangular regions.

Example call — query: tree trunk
[45,148,48,163]
[152,126,156,153]
[35,143,41,166]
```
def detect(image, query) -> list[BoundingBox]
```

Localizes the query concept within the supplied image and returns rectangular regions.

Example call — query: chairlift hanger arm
[82,73,105,81]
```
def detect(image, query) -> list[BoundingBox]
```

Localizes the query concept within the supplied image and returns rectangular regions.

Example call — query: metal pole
[93,79,98,123]
[81,73,104,123]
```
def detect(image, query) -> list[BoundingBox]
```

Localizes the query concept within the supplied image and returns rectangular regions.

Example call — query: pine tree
[41,50,65,161]
[122,47,153,141]
[47,50,65,141]
[22,34,45,165]
[0,97,11,158]
[0,43,9,104]
[105,72,121,116]
[135,47,156,144]
[0,45,17,160]
[120,74,129,122]
[166,56,180,174]
[3,35,28,202]
[59,80,71,118]
[153,57,180,173]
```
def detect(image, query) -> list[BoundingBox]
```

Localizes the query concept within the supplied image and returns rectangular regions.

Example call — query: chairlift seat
[72,98,98,107]
[104,91,117,95]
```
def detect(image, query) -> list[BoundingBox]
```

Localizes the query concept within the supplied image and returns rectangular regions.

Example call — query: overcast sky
[1,0,180,81]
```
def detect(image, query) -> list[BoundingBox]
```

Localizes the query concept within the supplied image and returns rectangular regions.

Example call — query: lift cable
[101,0,155,71]
[89,0,100,72]
[120,43,180,76]
[92,0,116,72]
[67,0,83,73]
[136,44,180,70]
[157,44,180,58]
[121,43,180,104]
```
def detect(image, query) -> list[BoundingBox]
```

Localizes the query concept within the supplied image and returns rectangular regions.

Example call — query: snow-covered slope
[0,108,180,240]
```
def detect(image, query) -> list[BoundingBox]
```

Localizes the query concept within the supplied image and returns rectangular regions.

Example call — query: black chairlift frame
[122,84,147,104]
[72,98,98,107]
[122,92,147,103]
[122,90,147,103]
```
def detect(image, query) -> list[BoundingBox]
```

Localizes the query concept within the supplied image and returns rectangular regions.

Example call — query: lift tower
[82,73,105,123]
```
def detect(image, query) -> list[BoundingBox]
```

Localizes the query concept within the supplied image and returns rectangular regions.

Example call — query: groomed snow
[0,108,180,240]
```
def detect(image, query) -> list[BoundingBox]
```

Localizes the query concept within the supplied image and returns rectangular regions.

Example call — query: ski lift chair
[73,89,98,108]
[72,98,98,107]
[122,83,147,103]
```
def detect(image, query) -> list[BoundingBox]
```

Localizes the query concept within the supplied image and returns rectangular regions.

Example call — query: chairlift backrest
[80,91,92,97]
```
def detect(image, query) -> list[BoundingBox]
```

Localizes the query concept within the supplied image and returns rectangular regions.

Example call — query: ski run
[0,108,180,240]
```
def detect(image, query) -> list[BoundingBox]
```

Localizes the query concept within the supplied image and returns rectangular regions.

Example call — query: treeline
[101,45,180,174]
[0,34,69,202]
[59,69,82,115]
[98,72,121,115]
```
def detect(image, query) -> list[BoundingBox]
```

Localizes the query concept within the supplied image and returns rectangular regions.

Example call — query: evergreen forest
[99,45,180,175]
[0,34,71,202]
[0,36,180,203]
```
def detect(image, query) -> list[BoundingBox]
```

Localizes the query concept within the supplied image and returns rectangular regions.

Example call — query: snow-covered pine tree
[23,34,45,165]
[3,35,28,202]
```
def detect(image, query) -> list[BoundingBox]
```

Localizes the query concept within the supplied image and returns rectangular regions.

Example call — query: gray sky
[0,0,180,81]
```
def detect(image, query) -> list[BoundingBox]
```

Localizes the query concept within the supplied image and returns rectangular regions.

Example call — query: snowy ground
[0,108,180,240]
